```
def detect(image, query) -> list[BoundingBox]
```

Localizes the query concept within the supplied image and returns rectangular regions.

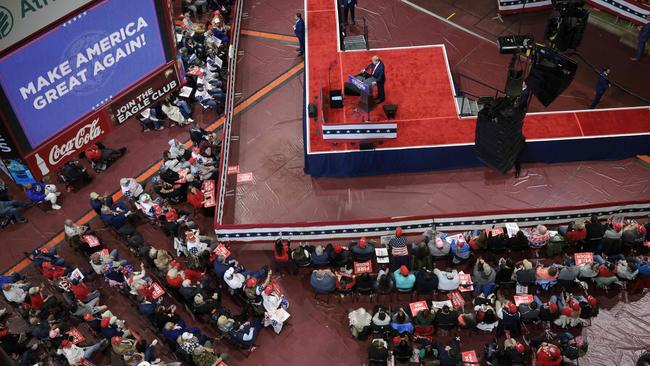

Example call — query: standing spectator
[342,0,357,25]
[294,13,305,56]
[389,227,410,270]
[631,16,650,61]
[589,67,610,109]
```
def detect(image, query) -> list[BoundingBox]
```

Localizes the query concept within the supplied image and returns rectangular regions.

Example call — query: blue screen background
[0,0,167,147]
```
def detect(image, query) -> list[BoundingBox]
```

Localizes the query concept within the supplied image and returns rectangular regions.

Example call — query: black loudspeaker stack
[474,98,526,174]
[525,48,577,107]
[383,104,397,119]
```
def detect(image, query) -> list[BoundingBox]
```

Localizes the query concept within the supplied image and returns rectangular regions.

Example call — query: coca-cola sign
[48,119,103,166]
[25,109,112,179]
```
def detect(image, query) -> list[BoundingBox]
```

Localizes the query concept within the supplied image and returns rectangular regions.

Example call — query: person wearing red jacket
[71,280,99,303]
[187,186,205,210]
[83,143,126,171]
[28,287,45,310]
[536,342,562,366]
[41,262,66,280]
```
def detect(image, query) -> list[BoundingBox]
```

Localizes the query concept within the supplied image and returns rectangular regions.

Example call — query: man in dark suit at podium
[364,55,385,103]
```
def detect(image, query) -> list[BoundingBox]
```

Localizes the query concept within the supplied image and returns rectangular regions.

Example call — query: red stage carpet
[305,0,650,154]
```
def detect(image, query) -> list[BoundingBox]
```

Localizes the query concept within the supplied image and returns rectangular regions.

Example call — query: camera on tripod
[546,0,589,51]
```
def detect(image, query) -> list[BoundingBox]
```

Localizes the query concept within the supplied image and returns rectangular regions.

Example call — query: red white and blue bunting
[497,0,650,24]
[588,0,650,25]
[497,0,553,14]
[322,123,398,140]
[215,201,650,242]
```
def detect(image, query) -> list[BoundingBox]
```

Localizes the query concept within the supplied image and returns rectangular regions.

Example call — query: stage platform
[304,0,650,177]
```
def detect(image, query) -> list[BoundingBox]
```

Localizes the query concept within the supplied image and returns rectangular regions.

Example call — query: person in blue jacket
[293,13,305,56]
[589,67,610,109]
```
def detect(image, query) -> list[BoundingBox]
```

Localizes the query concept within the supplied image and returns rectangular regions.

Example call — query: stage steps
[456,96,480,116]
[343,34,367,50]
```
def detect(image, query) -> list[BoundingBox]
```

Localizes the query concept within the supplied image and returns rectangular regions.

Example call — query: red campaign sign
[151,282,165,300]
[353,260,373,274]
[202,179,216,208]
[24,109,113,179]
[217,362,229,366]
[409,300,429,316]
[514,295,534,306]
[66,328,86,345]
[574,252,594,266]
[237,172,254,183]
[227,165,240,174]
[100,249,110,256]
[82,235,101,248]
[461,350,478,365]
[486,227,504,237]
[447,290,465,309]
[458,272,473,292]
[214,243,231,258]
[269,279,284,298]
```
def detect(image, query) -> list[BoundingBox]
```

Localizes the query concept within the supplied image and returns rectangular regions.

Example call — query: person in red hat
[273,239,297,275]
[388,227,410,270]
[350,236,375,262]
[56,337,108,365]
[392,265,415,291]
[497,300,521,338]
[536,342,562,366]
[331,243,352,268]
[503,337,528,364]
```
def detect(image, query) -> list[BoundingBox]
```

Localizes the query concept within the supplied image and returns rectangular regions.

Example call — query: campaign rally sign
[0,0,167,147]
[409,301,429,316]
[353,260,373,274]
[461,350,479,365]
[574,252,594,266]
[514,295,534,306]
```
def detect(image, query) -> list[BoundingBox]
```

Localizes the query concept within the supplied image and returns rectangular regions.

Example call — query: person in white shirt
[2,283,29,303]
[120,178,144,200]
[224,267,246,290]
[57,339,107,365]
[195,86,220,114]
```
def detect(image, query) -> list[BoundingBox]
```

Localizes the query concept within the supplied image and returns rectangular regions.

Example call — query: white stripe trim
[400,0,496,45]
[323,132,397,139]
[323,123,397,129]
[216,202,650,241]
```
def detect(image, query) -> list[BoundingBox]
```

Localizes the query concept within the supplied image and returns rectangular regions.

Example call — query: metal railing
[214,0,244,226]
[453,72,506,116]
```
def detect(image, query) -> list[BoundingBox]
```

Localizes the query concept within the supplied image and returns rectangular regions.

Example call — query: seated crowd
[301,217,650,365]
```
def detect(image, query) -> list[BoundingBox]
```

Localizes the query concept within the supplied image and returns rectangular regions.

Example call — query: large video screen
[0,0,167,147]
